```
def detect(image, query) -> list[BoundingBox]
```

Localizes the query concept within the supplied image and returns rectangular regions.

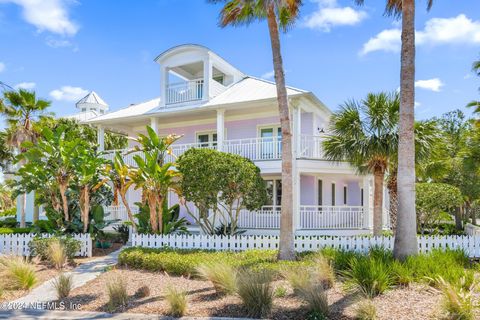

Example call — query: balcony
[103,135,326,166]
[166,79,204,105]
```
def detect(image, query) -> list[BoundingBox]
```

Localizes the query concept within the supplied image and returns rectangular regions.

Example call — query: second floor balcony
[103,135,325,166]
[166,79,204,105]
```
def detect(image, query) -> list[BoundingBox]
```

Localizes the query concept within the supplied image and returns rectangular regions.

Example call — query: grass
[53,273,73,299]
[236,270,274,318]
[355,299,377,320]
[296,282,329,319]
[106,274,128,311]
[437,276,476,320]
[196,262,237,295]
[342,257,393,298]
[0,256,37,290]
[274,285,287,298]
[47,239,67,269]
[165,286,188,317]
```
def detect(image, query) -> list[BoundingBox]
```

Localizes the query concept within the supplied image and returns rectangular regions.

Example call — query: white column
[203,56,212,101]
[293,170,301,231]
[161,66,168,107]
[291,103,301,158]
[150,117,158,134]
[216,109,225,151]
[97,125,105,151]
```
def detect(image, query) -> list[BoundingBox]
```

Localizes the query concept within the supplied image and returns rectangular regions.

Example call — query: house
[20,44,387,235]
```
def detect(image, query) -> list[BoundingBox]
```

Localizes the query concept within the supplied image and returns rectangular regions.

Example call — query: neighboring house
[21,44,387,235]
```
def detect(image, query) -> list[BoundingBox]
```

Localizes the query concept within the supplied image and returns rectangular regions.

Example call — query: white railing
[104,204,139,223]
[237,206,281,229]
[0,233,92,257]
[300,206,367,230]
[299,135,324,159]
[166,80,204,105]
[131,234,480,257]
[223,137,282,161]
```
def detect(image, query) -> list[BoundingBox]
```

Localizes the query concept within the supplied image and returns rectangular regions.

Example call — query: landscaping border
[131,233,480,257]
[0,233,92,257]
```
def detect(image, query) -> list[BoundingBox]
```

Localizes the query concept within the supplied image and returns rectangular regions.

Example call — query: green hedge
[118,247,311,276]
[0,217,18,228]
[0,227,32,234]
[28,237,81,262]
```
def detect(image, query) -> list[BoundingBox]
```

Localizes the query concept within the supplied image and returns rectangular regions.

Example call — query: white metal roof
[87,98,160,122]
[63,110,99,122]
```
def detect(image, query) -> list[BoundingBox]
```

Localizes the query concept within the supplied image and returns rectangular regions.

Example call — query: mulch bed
[61,267,449,319]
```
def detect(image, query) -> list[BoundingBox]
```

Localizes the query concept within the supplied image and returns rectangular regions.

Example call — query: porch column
[293,171,301,231]
[216,109,225,151]
[363,176,373,230]
[150,117,158,134]
[291,100,301,158]
[203,56,212,101]
[97,125,105,151]
[160,66,168,107]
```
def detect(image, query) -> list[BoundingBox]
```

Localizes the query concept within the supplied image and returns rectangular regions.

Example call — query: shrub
[311,255,335,289]
[47,239,67,269]
[106,274,128,311]
[274,286,287,298]
[320,247,361,273]
[355,299,377,320]
[29,237,80,263]
[196,262,237,295]
[390,261,413,287]
[436,276,476,320]
[165,286,187,317]
[236,270,274,318]
[0,227,31,234]
[283,266,310,294]
[53,273,73,299]
[342,257,392,298]
[135,285,150,298]
[0,256,37,290]
[297,282,329,319]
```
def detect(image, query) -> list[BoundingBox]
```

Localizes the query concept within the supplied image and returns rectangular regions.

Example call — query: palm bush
[165,286,187,317]
[196,262,237,295]
[53,273,73,299]
[355,299,377,320]
[342,257,392,298]
[106,274,128,311]
[0,256,37,290]
[47,239,67,269]
[437,276,476,320]
[236,270,274,318]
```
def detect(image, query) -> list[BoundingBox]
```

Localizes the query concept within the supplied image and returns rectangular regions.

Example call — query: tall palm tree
[468,57,480,116]
[355,0,433,259]
[323,92,399,236]
[0,89,50,226]
[211,0,301,260]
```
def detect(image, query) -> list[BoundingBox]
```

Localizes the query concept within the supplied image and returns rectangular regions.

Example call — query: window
[81,108,86,112]
[343,186,347,205]
[213,75,224,85]
[361,188,364,206]
[331,183,336,206]
[317,179,323,206]
[196,132,217,148]
[260,126,282,159]
[264,179,282,208]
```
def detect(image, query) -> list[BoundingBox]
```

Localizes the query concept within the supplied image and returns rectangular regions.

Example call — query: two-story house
[85,44,382,235]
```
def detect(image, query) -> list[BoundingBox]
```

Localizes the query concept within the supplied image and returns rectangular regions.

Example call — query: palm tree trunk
[267,5,295,261]
[59,184,69,222]
[120,191,137,232]
[387,172,397,231]
[81,187,90,233]
[157,197,164,234]
[454,206,463,230]
[373,169,385,236]
[394,0,418,260]
[148,193,158,233]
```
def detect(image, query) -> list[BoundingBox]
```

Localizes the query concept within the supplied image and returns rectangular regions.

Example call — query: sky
[0,0,479,121]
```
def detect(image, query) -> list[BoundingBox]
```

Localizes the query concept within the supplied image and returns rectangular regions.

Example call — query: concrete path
[12,249,121,305]
[0,309,252,320]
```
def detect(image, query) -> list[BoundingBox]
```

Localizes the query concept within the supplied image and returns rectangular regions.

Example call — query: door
[260,127,281,159]
[197,132,217,148]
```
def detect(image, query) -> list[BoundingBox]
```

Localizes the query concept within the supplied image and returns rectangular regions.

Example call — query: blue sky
[0,0,479,121]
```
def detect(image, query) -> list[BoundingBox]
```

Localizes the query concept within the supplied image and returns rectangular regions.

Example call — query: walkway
[12,249,121,305]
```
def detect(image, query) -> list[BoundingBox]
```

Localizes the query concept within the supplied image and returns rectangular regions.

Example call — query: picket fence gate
[0,233,92,257]
[131,234,480,257]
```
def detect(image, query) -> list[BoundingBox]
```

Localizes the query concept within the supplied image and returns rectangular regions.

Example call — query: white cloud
[14,82,36,90]
[304,0,367,32]
[50,86,88,101]
[361,14,480,55]
[415,78,444,92]
[261,70,275,80]
[0,62,4,73]
[464,73,473,79]
[0,0,78,36]
[414,101,421,108]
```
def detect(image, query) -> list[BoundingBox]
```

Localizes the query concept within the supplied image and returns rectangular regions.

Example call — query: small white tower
[76,91,109,115]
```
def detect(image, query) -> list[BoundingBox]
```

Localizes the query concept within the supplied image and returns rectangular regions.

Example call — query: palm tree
[468,57,480,116]
[355,0,434,259]
[212,0,301,261]
[323,92,399,236]
[0,89,50,227]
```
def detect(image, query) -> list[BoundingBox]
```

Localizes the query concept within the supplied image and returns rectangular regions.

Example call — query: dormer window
[81,108,86,112]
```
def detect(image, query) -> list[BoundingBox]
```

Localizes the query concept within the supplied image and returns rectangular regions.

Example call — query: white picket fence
[131,234,480,257]
[0,233,92,257]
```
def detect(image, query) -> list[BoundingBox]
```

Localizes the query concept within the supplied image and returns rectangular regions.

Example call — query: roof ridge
[246,75,308,93]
